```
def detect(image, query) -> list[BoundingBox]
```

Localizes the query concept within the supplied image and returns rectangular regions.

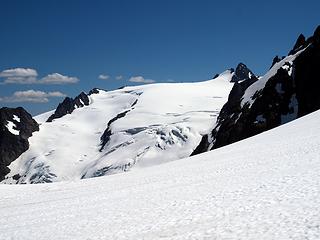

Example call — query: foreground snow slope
[1,109,320,239]
[4,73,233,183]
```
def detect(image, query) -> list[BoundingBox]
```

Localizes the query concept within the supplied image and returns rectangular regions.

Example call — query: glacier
[3,72,234,183]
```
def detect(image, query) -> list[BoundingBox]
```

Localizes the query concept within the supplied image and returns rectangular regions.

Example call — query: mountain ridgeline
[47,92,91,122]
[1,25,320,183]
[193,25,320,154]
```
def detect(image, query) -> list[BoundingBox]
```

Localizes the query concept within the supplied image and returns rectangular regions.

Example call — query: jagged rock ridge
[47,92,90,122]
[193,25,320,153]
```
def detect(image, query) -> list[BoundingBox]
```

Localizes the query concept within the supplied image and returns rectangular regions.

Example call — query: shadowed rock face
[295,26,320,117]
[0,107,39,180]
[192,25,320,155]
[47,92,90,122]
[231,63,257,82]
[88,88,100,95]
[192,63,258,155]
[289,34,306,55]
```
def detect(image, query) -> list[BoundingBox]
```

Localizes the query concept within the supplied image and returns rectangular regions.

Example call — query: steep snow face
[1,109,320,239]
[241,47,306,107]
[33,110,55,124]
[3,73,234,183]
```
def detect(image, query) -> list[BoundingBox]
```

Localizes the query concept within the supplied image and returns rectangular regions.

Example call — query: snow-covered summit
[2,25,320,184]
[2,74,234,183]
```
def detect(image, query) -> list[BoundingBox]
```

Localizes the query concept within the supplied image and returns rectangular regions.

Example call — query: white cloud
[0,90,67,103]
[0,68,38,78]
[46,91,67,97]
[0,68,79,85]
[128,76,155,83]
[0,68,38,84]
[40,73,79,84]
[115,75,123,80]
[98,74,110,80]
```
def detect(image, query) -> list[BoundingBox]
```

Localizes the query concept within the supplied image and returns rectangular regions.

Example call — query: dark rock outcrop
[294,27,320,117]
[231,63,257,82]
[47,92,90,122]
[0,107,39,180]
[100,110,131,152]
[212,73,220,79]
[89,88,103,95]
[192,63,258,155]
[193,25,320,155]
[270,55,282,69]
[100,99,138,152]
[289,34,306,55]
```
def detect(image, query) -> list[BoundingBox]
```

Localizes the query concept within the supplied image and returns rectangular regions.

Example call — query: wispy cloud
[40,73,79,84]
[98,74,110,80]
[115,75,123,80]
[0,68,79,85]
[0,90,66,103]
[0,68,38,84]
[128,76,155,84]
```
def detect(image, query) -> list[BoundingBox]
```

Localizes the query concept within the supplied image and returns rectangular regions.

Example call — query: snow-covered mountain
[1,25,320,238]
[2,73,234,183]
[1,107,320,239]
[1,25,320,184]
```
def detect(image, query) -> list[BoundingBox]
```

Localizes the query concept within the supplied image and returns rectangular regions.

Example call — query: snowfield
[1,109,320,239]
[3,73,234,183]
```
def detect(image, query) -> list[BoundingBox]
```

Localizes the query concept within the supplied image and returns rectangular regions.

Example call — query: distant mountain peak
[313,25,320,43]
[231,62,257,82]
[289,34,306,55]
[46,91,90,122]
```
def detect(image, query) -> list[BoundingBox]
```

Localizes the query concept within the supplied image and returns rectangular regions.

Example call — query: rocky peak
[74,92,90,107]
[0,107,39,181]
[270,55,282,69]
[47,92,90,122]
[193,25,320,156]
[89,88,100,95]
[312,25,320,44]
[289,34,306,55]
[231,63,257,82]
[212,73,220,79]
[0,107,39,137]
[289,25,320,55]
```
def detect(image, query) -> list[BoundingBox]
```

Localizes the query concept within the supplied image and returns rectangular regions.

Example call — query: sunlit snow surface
[1,109,320,239]
[4,73,234,183]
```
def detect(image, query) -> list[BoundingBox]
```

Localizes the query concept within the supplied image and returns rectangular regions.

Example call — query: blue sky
[1,0,319,115]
